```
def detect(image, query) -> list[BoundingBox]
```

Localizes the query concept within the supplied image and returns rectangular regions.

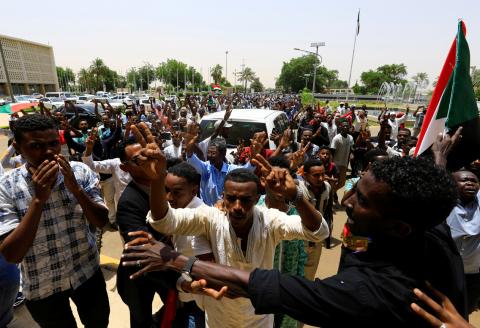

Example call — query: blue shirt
[187,154,255,206]
[447,191,480,274]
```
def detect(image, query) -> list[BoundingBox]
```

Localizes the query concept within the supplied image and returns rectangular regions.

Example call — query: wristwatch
[181,256,198,283]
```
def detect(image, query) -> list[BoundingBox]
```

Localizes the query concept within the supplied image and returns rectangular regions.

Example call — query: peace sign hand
[130,122,167,180]
[251,154,297,201]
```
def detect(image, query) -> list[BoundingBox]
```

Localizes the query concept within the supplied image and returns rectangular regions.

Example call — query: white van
[45,92,77,102]
[199,109,289,159]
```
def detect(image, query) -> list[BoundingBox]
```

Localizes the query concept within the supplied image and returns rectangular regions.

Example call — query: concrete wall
[0,34,59,95]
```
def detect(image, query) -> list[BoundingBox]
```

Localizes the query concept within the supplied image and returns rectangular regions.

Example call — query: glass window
[199,120,266,147]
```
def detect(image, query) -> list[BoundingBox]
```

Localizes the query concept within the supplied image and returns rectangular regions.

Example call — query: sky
[2,0,479,89]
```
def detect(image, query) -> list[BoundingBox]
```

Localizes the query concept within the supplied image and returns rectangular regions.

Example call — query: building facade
[0,34,59,96]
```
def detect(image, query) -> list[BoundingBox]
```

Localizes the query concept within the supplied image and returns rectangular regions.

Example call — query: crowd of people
[0,92,479,328]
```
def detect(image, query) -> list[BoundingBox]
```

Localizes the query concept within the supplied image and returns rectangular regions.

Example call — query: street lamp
[294,42,325,98]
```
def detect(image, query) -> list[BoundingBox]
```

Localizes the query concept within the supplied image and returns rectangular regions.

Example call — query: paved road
[2,124,479,327]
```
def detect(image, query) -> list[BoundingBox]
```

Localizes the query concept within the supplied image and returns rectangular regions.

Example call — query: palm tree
[211,64,223,84]
[90,58,107,92]
[77,68,91,92]
[238,67,256,94]
[412,72,429,89]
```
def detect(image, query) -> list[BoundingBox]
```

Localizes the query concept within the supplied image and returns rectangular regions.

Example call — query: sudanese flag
[415,21,480,170]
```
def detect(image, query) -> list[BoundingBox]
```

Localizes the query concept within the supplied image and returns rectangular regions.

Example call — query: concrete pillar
[39,84,46,95]
[23,83,29,95]
[1,83,12,97]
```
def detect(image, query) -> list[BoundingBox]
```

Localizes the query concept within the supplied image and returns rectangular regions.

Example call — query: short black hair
[398,127,411,135]
[168,162,201,187]
[362,148,388,169]
[224,168,260,193]
[318,145,331,152]
[167,158,183,169]
[208,137,227,154]
[303,159,325,173]
[370,157,458,230]
[268,156,290,170]
[117,137,140,163]
[13,114,57,144]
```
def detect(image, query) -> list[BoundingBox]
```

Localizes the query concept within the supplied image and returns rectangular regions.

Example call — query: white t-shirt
[331,133,354,167]
[163,144,183,159]
[388,115,407,141]
[321,122,337,143]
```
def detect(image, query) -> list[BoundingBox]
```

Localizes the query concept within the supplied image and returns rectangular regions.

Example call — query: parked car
[40,97,65,111]
[31,93,44,99]
[138,97,153,111]
[58,103,104,127]
[77,94,95,104]
[109,95,134,107]
[44,92,77,102]
[14,95,37,103]
[199,108,289,161]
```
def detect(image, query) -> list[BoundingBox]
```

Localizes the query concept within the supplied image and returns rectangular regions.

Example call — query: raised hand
[223,105,233,122]
[250,136,264,158]
[85,128,98,152]
[278,129,292,149]
[130,122,167,180]
[431,127,463,167]
[290,148,306,171]
[251,154,297,201]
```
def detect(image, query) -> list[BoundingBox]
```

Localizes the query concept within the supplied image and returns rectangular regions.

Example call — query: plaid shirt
[0,161,104,300]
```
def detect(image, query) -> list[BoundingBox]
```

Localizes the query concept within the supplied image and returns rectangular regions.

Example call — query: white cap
[214,119,232,129]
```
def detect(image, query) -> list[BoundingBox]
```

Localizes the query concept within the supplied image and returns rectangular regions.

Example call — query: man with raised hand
[122,123,328,328]
[123,156,466,327]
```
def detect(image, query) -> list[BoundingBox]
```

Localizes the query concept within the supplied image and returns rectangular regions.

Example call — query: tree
[138,64,156,91]
[250,78,264,92]
[359,63,408,94]
[77,68,93,92]
[238,67,256,93]
[56,66,75,91]
[89,58,108,92]
[471,67,480,99]
[156,59,205,93]
[276,55,345,93]
[412,72,429,88]
[211,64,223,84]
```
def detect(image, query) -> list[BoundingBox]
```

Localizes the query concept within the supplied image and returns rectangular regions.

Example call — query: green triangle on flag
[444,21,479,129]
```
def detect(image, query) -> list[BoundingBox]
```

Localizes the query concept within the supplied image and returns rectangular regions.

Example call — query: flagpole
[347,10,360,88]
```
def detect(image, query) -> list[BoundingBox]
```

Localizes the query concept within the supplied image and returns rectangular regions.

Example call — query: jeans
[26,269,109,328]
[0,254,20,328]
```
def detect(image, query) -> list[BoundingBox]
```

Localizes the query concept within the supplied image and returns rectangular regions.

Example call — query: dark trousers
[466,273,480,313]
[26,269,109,328]
[117,265,172,328]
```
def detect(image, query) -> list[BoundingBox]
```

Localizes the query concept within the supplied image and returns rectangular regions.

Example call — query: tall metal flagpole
[347,9,360,88]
